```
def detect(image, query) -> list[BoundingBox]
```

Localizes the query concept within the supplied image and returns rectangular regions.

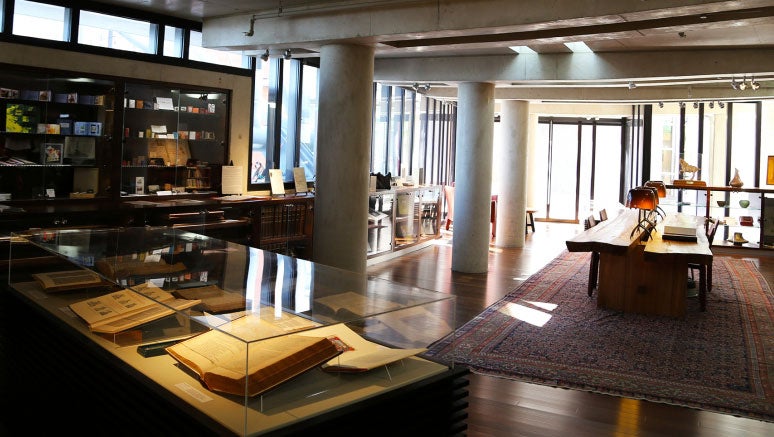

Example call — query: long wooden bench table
[566,209,712,317]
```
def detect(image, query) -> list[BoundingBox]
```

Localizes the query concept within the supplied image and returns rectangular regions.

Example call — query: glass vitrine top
[15,227,454,347]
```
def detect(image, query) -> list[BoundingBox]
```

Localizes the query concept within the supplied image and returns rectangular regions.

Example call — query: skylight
[564,41,593,53]
[509,46,536,54]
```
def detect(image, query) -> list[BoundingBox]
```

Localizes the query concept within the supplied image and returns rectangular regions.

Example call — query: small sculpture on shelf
[729,168,744,188]
[679,159,700,180]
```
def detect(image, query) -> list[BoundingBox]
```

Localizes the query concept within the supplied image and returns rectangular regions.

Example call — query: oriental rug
[425,250,774,421]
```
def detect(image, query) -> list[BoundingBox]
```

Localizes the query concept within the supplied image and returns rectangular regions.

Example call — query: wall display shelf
[665,184,774,249]
[121,83,228,197]
[0,65,114,201]
[4,227,466,435]
[368,186,441,258]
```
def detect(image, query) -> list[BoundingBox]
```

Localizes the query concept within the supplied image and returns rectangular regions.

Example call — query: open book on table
[314,291,404,320]
[32,269,107,293]
[299,323,427,373]
[165,310,334,397]
[165,318,427,397]
[69,283,201,334]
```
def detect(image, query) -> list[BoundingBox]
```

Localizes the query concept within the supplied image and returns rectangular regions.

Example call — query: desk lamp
[644,180,667,219]
[626,187,658,238]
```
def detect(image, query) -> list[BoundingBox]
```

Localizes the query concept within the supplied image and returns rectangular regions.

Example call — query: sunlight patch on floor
[498,301,552,327]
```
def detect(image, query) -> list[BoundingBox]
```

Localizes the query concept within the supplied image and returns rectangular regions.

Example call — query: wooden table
[566,210,713,317]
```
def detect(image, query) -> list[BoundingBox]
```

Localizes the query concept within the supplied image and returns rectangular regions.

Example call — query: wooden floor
[367,221,774,437]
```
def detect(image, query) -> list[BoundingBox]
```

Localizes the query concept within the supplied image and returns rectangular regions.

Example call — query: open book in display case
[7,227,463,435]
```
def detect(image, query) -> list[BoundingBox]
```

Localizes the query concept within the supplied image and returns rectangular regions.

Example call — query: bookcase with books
[0,64,114,202]
[5,226,466,435]
[121,83,228,197]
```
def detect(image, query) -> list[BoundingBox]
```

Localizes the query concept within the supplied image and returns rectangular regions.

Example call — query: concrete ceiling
[89,0,774,102]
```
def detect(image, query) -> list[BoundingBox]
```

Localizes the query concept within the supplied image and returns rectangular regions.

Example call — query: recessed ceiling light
[509,46,536,54]
[564,41,592,53]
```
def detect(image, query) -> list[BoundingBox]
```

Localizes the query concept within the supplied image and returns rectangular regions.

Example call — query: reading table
[566,210,712,317]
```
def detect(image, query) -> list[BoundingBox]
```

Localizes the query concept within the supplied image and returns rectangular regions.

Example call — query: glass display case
[0,65,115,201]
[665,184,774,249]
[121,83,228,197]
[7,227,458,435]
[368,186,441,258]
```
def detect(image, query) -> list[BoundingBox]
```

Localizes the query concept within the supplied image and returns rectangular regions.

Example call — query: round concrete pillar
[313,43,374,273]
[452,82,495,273]
[494,100,529,247]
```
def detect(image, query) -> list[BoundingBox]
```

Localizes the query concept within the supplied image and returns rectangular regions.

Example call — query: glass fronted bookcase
[0,64,115,202]
[121,83,228,197]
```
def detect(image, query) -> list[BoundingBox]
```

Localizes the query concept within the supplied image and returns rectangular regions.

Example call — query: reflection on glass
[79,10,153,53]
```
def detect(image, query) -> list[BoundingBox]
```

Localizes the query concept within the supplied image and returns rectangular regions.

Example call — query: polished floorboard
[367,221,774,437]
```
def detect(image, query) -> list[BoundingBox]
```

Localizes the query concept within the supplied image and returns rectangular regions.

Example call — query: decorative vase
[739,199,750,208]
[729,168,744,188]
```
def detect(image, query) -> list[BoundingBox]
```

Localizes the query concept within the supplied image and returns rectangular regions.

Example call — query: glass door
[535,118,625,223]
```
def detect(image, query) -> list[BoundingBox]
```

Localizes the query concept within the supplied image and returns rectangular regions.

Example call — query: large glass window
[79,10,154,53]
[249,58,318,189]
[299,64,319,181]
[371,84,390,173]
[12,0,66,41]
[251,58,275,184]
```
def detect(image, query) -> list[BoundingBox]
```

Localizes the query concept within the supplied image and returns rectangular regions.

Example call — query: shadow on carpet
[425,250,773,421]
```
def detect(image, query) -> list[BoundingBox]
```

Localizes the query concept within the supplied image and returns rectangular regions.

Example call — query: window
[12,0,66,41]
[163,25,184,58]
[188,30,246,68]
[299,64,319,181]
[79,10,155,53]
[249,58,319,190]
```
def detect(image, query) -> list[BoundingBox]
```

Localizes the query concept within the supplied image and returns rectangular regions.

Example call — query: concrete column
[452,82,495,273]
[313,44,374,273]
[494,100,529,247]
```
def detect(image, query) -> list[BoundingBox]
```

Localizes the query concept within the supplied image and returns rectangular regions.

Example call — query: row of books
[0,88,105,105]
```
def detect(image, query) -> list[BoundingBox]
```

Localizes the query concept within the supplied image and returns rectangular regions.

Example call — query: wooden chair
[599,209,608,221]
[689,218,720,309]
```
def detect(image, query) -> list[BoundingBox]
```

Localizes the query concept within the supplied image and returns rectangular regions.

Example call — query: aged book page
[173,284,246,313]
[95,255,186,279]
[166,329,341,396]
[31,269,106,293]
[69,283,200,334]
[298,323,427,373]
[314,291,403,319]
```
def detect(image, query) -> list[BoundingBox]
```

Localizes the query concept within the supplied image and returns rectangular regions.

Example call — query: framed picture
[42,143,63,164]
[63,137,96,165]
[767,156,774,185]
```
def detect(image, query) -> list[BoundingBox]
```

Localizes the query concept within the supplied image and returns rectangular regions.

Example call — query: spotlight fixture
[658,102,664,108]
[751,76,760,90]
[693,102,699,109]
[423,83,431,92]
[627,81,636,90]
[260,49,269,61]
[739,76,747,91]
[731,77,740,90]
[709,101,714,109]
[679,102,685,109]
[283,49,292,60]
[718,101,725,109]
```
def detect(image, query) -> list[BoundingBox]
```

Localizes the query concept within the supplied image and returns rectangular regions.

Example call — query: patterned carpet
[425,250,774,421]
